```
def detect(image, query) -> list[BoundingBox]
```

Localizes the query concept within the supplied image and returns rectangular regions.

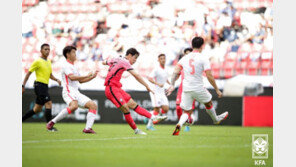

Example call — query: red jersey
[104,56,133,87]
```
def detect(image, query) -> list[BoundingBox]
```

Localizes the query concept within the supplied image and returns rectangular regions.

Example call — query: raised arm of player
[79,70,99,83]
[147,77,164,88]
[129,70,154,94]
[205,70,222,98]
[22,71,32,94]
[50,73,61,86]
[166,65,182,96]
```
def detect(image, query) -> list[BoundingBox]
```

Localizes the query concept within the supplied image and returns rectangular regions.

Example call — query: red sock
[134,105,152,119]
[124,113,137,130]
[153,110,159,116]
[161,109,166,114]
[176,105,183,120]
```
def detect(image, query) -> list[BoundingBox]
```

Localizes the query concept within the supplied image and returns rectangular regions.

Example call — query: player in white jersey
[47,46,99,134]
[167,37,229,136]
[146,54,170,130]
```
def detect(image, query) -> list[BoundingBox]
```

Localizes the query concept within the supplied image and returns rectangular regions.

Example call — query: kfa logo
[252,134,268,166]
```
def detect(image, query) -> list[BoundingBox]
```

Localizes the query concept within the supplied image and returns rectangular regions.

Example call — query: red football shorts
[105,86,131,108]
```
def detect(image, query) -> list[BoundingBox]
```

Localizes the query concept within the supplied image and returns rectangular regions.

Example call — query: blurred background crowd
[22,0,273,88]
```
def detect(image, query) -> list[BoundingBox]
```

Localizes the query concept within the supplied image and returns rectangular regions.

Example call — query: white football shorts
[149,92,169,108]
[180,88,212,110]
[62,88,91,108]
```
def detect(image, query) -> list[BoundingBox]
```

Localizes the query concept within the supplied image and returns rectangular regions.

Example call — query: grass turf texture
[23,123,273,167]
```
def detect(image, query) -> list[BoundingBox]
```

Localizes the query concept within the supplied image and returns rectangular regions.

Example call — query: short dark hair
[125,48,140,57]
[158,54,165,58]
[41,43,50,50]
[63,46,77,59]
[191,37,204,49]
[183,48,193,54]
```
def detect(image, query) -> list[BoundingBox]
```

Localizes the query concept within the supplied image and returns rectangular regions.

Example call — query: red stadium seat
[211,61,222,79]
[247,59,261,75]
[222,59,236,79]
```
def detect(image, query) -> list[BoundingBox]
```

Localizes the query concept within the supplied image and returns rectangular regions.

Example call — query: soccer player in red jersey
[103,48,167,135]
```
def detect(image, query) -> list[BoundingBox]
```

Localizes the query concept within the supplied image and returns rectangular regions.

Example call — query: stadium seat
[211,61,222,79]
[247,59,261,75]
[222,59,236,79]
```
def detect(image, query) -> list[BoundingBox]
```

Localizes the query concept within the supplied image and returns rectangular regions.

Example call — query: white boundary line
[22,136,146,144]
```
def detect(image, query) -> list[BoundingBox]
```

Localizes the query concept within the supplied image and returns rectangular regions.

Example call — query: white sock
[178,113,189,127]
[52,108,68,123]
[147,119,153,127]
[85,112,96,130]
[206,107,218,122]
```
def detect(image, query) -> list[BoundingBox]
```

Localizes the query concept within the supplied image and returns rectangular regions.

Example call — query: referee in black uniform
[22,43,61,131]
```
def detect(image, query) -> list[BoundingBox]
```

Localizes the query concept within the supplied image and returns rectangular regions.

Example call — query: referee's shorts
[34,81,51,105]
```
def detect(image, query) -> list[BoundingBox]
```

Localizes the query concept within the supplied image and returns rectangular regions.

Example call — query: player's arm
[128,70,154,94]
[166,79,171,85]
[68,73,93,83]
[166,64,182,96]
[22,71,32,94]
[23,60,39,93]
[79,70,99,83]
[205,70,222,98]
[147,77,164,87]
[50,73,61,86]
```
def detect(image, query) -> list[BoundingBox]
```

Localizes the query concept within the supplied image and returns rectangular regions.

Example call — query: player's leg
[22,103,43,122]
[44,101,53,123]
[41,86,53,122]
[176,104,183,120]
[47,100,78,130]
[149,92,160,115]
[128,99,167,122]
[146,107,159,130]
[159,94,169,115]
[204,101,228,124]
[105,86,142,134]
[173,91,193,135]
[184,100,196,132]
[119,104,139,132]
[23,83,48,122]
[50,100,78,123]
[44,100,59,131]
[147,92,159,130]
[176,88,183,120]
[193,88,219,124]
[83,100,98,134]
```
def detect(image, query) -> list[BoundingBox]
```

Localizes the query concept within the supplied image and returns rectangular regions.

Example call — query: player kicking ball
[146,54,170,131]
[176,48,197,132]
[167,37,229,136]
[103,48,167,135]
[47,46,99,134]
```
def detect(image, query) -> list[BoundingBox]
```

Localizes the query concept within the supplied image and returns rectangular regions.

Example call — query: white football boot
[135,129,147,135]
[214,111,229,125]
[152,115,168,123]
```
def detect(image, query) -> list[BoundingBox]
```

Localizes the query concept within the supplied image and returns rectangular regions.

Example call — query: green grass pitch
[22,123,273,167]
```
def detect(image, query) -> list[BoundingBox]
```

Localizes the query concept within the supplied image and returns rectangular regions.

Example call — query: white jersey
[148,65,169,94]
[178,51,211,92]
[61,60,80,92]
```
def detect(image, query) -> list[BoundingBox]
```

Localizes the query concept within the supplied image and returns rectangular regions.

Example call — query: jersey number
[189,59,195,75]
